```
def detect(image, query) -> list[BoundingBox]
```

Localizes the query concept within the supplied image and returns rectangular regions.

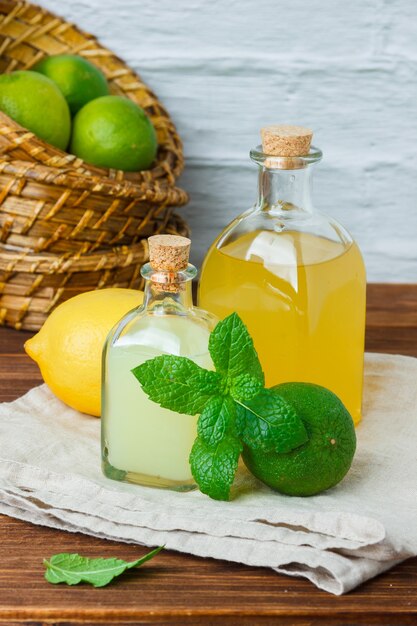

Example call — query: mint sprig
[132,312,308,501]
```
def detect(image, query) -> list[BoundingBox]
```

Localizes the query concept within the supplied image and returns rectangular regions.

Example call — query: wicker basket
[0,213,188,330]
[0,0,190,330]
[0,156,188,253]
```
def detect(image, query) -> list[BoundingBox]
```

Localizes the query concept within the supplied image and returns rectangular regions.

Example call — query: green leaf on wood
[43,546,163,588]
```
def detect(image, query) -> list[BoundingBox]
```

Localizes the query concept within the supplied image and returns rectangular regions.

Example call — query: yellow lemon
[25,288,143,417]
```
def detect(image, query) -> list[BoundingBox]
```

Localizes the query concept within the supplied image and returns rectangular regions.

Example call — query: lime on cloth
[0,353,416,595]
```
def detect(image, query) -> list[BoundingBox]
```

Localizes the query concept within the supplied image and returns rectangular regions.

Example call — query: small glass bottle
[199,125,366,424]
[102,235,217,490]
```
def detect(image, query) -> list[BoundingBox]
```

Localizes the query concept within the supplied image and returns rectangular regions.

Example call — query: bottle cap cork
[261,125,313,157]
[148,234,191,271]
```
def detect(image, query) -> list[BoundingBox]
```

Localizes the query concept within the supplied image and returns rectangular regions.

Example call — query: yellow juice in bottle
[199,230,366,424]
[199,125,367,424]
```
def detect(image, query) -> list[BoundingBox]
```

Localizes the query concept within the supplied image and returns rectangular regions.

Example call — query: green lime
[33,54,109,115]
[70,95,157,171]
[0,70,71,150]
[242,382,356,496]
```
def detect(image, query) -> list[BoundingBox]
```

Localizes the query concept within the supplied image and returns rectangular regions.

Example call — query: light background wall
[39,0,417,281]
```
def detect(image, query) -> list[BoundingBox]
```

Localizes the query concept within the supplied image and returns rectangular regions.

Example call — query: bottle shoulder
[105,305,216,357]
[212,206,354,251]
[200,207,366,273]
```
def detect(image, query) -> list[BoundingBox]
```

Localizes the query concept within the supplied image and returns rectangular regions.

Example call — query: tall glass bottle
[199,125,366,424]
[102,235,217,490]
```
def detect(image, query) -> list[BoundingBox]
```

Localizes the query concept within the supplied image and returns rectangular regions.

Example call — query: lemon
[70,95,157,171]
[0,70,71,150]
[33,54,109,115]
[242,383,356,496]
[25,289,143,417]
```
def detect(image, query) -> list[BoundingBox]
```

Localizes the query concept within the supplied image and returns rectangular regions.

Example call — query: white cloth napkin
[0,352,416,595]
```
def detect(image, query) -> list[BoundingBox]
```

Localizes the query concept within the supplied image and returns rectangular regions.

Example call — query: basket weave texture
[0,0,189,330]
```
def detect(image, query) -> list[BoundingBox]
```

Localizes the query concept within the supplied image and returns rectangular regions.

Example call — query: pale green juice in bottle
[101,235,217,491]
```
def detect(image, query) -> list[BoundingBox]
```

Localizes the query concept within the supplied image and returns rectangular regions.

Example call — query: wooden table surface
[0,283,416,625]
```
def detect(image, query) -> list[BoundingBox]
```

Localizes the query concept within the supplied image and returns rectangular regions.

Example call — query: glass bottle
[199,125,366,424]
[102,235,217,490]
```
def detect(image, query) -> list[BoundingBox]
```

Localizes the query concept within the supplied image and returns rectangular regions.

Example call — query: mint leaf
[43,546,163,587]
[132,356,222,415]
[230,373,263,402]
[236,388,308,453]
[208,313,264,385]
[198,395,236,446]
[189,435,242,501]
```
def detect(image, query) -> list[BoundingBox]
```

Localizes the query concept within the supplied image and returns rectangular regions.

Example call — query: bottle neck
[257,165,314,214]
[143,280,193,312]
[141,263,196,313]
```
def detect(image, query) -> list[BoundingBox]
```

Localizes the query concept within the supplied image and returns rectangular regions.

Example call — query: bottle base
[102,458,197,492]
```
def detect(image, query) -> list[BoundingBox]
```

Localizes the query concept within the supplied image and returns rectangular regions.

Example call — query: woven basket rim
[0,0,185,184]
[0,154,188,204]
[0,239,148,272]
[0,210,188,268]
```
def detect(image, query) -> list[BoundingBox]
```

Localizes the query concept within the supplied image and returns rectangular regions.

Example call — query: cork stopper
[148,234,191,272]
[261,125,313,157]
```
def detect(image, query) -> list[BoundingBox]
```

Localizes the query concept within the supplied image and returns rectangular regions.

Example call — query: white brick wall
[39,0,417,281]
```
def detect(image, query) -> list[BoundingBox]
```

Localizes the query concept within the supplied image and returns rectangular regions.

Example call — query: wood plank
[0,284,416,624]
[0,516,416,625]
[365,284,417,356]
